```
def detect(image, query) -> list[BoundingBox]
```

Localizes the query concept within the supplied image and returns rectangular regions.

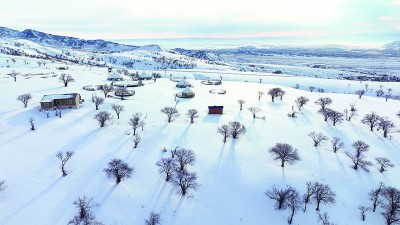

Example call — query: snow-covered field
[0,55,400,225]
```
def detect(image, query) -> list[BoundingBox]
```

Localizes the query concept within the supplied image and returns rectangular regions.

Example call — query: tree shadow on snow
[0,177,62,224]
[145,176,168,210]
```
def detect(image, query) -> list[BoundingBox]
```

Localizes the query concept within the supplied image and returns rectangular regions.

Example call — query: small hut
[176,79,191,88]
[138,72,152,80]
[107,72,123,81]
[208,106,223,114]
[176,87,195,98]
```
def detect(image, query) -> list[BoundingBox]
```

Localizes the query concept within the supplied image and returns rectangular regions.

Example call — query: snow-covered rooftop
[40,93,78,102]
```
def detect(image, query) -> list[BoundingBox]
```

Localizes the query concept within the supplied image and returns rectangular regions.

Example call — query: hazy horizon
[2,0,399,42]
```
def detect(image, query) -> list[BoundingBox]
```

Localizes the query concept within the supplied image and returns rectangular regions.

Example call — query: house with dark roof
[40,93,81,110]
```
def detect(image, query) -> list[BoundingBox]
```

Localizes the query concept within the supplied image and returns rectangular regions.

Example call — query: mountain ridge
[0,26,139,52]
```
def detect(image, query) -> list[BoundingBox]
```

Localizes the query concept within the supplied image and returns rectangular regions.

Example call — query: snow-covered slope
[0,57,399,225]
[0,27,138,52]
[385,41,400,56]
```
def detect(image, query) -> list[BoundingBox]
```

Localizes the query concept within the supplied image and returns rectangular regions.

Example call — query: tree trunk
[253,114,256,118]
[288,210,295,224]
[316,201,320,211]
[62,166,67,177]
[281,160,285,167]
[117,114,120,119]
[116,176,121,184]
[383,130,388,138]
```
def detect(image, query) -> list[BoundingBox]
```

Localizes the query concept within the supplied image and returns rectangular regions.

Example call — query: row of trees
[266,182,336,224]
[307,131,395,173]
[69,195,162,225]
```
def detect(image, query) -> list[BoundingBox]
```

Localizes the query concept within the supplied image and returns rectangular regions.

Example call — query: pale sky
[1,0,400,40]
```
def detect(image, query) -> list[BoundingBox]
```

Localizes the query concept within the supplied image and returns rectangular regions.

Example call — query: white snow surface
[0,55,400,225]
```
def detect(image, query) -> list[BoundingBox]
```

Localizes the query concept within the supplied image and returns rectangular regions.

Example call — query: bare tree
[55,107,63,118]
[248,107,261,119]
[385,93,392,102]
[28,116,35,130]
[265,185,297,210]
[369,182,384,212]
[376,89,385,97]
[344,104,358,121]
[397,111,400,119]
[156,158,177,182]
[94,111,113,127]
[331,137,344,153]
[315,97,332,111]
[17,93,32,108]
[355,90,365,99]
[8,70,19,82]
[93,96,104,110]
[97,84,113,98]
[69,196,101,225]
[328,109,344,126]
[317,212,336,225]
[11,58,16,64]
[238,99,245,110]
[295,96,309,111]
[145,212,161,225]
[104,159,134,184]
[361,112,381,131]
[173,170,199,196]
[303,181,315,212]
[319,108,333,122]
[0,180,6,193]
[174,148,196,171]
[268,87,285,102]
[309,86,316,92]
[133,134,141,148]
[345,140,372,172]
[128,113,144,135]
[229,121,246,139]
[186,109,199,124]
[59,74,75,87]
[380,186,400,225]
[313,183,335,211]
[377,117,396,138]
[375,157,394,173]
[308,131,328,147]
[258,91,264,100]
[286,190,301,224]
[217,124,231,143]
[359,206,370,221]
[160,106,179,123]
[111,104,124,119]
[269,143,300,167]
[56,151,74,177]
[115,86,132,100]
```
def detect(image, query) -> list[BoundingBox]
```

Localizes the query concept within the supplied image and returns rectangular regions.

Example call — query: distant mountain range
[0,26,138,52]
[0,26,400,59]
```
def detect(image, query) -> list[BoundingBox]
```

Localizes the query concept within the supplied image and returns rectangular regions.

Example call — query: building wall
[209,108,223,114]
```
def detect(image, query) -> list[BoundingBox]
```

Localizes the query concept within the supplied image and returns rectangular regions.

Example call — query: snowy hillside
[385,41,400,56]
[0,54,400,225]
[0,27,138,52]
[1,27,400,82]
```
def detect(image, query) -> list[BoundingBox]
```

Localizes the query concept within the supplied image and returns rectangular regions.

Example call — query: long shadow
[146,177,168,210]
[98,185,117,206]
[0,130,31,146]
[0,177,62,224]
